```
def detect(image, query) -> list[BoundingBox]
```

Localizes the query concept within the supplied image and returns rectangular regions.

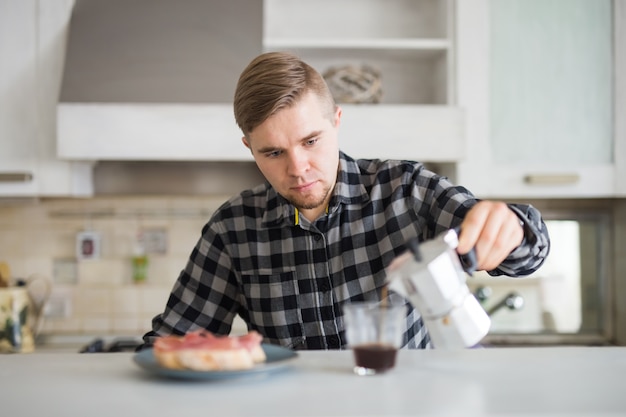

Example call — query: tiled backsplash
[0,196,231,337]
[2,196,625,344]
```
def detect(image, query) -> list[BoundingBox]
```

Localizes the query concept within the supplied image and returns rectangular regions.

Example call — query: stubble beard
[288,183,332,210]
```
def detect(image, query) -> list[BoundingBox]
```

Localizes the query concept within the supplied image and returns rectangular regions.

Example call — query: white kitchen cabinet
[58,0,464,164]
[0,0,92,197]
[456,0,625,198]
[263,0,464,162]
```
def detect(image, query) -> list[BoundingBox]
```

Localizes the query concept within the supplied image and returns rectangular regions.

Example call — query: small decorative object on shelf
[323,64,382,104]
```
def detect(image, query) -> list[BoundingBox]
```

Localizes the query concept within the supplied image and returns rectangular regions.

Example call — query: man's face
[243,92,342,221]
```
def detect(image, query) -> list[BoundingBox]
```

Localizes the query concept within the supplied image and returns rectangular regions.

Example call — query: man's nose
[287,150,309,176]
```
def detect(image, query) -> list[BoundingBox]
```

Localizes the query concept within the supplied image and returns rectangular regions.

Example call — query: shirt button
[314,234,322,241]
[328,336,340,348]
[319,283,330,292]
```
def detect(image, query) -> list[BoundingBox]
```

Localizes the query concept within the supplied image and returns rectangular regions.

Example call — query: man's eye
[265,150,281,158]
[305,138,318,146]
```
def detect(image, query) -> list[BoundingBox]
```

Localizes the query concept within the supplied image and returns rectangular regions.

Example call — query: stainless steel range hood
[57,0,262,161]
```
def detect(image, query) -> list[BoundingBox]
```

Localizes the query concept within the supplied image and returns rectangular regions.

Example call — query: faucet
[486,292,524,316]
[473,286,524,316]
[474,285,492,303]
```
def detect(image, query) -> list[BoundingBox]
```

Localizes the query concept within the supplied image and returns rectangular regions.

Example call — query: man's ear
[334,106,342,128]
[242,136,251,151]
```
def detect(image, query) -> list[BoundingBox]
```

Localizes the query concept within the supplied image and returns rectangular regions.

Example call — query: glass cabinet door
[489,0,613,166]
[456,0,622,198]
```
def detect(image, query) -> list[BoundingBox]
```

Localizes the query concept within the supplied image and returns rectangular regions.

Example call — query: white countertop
[1,347,625,417]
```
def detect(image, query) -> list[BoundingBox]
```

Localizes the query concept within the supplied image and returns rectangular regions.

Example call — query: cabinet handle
[0,172,34,183]
[523,173,580,185]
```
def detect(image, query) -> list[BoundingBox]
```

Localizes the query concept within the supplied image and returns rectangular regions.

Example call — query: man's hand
[456,201,524,271]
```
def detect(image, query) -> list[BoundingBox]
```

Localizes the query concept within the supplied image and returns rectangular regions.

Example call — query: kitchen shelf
[262,0,460,162]
[264,38,451,51]
[58,102,465,163]
[263,0,454,105]
[48,207,215,219]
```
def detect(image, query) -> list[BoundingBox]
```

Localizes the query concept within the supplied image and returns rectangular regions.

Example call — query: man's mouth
[291,181,317,192]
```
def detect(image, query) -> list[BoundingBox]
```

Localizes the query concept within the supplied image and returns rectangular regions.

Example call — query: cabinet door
[457,0,623,198]
[38,0,94,197]
[0,0,92,197]
[0,0,40,195]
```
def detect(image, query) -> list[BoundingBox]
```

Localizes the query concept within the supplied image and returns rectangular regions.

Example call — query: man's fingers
[457,201,524,271]
[456,202,491,254]
[473,203,511,268]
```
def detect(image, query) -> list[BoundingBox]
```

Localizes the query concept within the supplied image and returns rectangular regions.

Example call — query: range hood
[57,0,262,161]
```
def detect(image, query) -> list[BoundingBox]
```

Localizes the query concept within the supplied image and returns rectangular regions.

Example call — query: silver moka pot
[386,229,491,349]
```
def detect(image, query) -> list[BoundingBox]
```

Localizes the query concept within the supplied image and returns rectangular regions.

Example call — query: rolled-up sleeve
[488,203,551,277]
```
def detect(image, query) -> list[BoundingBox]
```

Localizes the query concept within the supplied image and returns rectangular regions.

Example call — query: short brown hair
[233,52,336,136]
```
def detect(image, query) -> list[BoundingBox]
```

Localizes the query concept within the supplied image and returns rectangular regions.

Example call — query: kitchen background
[0,196,624,340]
[1,0,624,346]
[0,195,230,336]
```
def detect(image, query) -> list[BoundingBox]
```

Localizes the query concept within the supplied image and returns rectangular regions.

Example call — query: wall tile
[143,256,180,286]
[77,260,126,286]
[43,317,82,334]
[112,316,143,334]
[9,257,54,282]
[0,230,24,261]
[111,287,140,315]
[138,286,171,315]
[138,313,155,332]
[81,316,112,333]
[75,287,112,315]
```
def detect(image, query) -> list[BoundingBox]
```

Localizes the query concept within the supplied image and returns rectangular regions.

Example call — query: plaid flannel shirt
[143,152,550,349]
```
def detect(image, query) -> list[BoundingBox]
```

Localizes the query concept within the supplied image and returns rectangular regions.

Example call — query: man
[143,52,550,349]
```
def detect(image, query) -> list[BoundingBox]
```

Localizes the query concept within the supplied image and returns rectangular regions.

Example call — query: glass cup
[342,300,406,376]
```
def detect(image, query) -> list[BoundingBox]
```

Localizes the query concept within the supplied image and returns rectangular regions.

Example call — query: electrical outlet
[142,228,168,254]
[53,258,78,285]
[44,294,72,318]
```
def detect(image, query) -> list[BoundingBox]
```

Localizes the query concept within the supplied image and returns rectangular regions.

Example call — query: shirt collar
[261,151,370,227]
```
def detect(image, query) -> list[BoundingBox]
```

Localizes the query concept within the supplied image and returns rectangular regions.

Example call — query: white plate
[133,344,298,380]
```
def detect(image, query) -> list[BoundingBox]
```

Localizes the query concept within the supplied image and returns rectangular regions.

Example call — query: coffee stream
[380,284,388,307]
[379,284,388,343]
